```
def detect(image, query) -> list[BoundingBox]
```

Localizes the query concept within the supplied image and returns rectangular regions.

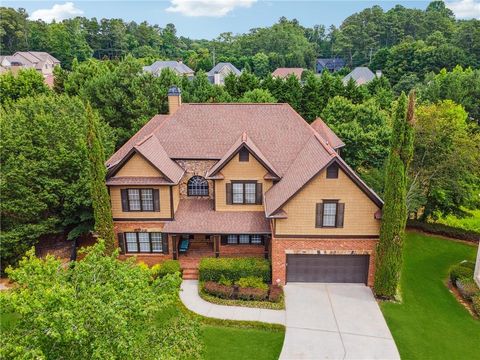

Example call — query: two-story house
[106,86,383,286]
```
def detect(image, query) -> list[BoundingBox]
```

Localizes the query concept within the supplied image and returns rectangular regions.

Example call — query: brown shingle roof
[134,135,185,183]
[106,177,170,186]
[206,131,280,179]
[272,68,305,79]
[310,118,345,149]
[152,103,314,176]
[107,114,169,167]
[264,134,336,216]
[162,199,270,234]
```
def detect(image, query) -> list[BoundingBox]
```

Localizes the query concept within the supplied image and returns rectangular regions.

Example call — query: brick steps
[182,268,199,280]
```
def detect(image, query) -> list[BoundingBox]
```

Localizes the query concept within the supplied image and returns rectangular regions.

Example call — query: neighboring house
[143,61,195,77]
[207,62,241,85]
[475,245,480,287]
[272,68,305,80]
[12,51,60,76]
[106,86,383,286]
[316,58,345,73]
[343,67,379,86]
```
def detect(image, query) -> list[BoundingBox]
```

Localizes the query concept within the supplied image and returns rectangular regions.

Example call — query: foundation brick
[271,237,378,286]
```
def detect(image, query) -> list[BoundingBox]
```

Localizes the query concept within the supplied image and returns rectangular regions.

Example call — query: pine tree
[374,91,415,298]
[86,103,116,254]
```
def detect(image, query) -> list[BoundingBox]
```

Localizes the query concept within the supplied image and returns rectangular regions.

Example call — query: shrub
[203,281,234,299]
[218,275,233,286]
[199,257,271,283]
[268,285,283,303]
[472,294,480,316]
[237,287,268,301]
[236,276,268,290]
[449,261,475,283]
[456,278,480,300]
[407,220,480,243]
[151,260,181,279]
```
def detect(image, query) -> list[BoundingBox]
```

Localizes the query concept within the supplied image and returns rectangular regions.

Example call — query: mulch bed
[446,280,478,319]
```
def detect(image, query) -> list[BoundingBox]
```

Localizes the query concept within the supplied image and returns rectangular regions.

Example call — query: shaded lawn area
[380,232,480,359]
[202,325,284,360]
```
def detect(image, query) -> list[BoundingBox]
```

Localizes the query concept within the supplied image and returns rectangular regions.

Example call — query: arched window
[187,176,209,196]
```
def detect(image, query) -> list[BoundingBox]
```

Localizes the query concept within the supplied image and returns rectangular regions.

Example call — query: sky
[3,0,480,39]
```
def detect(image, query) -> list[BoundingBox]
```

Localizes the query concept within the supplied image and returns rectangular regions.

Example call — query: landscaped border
[198,283,285,310]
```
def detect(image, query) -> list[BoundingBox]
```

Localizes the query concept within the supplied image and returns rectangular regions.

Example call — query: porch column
[214,235,220,258]
[264,235,271,260]
[172,234,178,260]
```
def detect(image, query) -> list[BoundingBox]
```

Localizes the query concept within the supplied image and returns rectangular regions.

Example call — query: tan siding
[115,153,164,177]
[215,153,272,211]
[172,185,180,213]
[110,185,172,219]
[275,168,380,236]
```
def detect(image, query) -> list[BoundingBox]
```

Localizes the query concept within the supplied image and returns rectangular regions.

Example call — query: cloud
[166,0,257,17]
[446,0,480,19]
[29,2,84,23]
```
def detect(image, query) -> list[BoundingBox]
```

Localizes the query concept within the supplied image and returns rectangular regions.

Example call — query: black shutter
[316,203,324,228]
[121,189,129,212]
[153,189,160,211]
[220,235,227,245]
[255,183,263,204]
[162,233,169,254]
[226,183,232,204]
[118,233,126,254]
[336,203,345,228]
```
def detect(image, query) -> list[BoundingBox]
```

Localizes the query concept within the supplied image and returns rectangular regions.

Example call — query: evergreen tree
[374,92,415,298]
[86,103,116,254]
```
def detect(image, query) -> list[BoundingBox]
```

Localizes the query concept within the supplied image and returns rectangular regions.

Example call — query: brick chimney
[167,86,181,115]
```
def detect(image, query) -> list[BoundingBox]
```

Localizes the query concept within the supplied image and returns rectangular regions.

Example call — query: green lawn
[380,232,480,359]
[201,325,284,360]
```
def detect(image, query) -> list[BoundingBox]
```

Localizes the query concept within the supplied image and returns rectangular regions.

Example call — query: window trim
[231,181,258,205]
[322,200,338,228]
[126,188,154,212]
[187,176,209,197]
[124,232,163,253]
[221,234,264,245]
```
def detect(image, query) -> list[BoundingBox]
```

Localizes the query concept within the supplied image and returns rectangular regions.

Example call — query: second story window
[231,181,260,204]
[187,176,209,196]
[121,188,159,212]
[316,201,345,228]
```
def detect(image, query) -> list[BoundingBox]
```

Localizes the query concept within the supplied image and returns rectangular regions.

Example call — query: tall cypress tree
[374,91,415,298]
[86,103,116,254]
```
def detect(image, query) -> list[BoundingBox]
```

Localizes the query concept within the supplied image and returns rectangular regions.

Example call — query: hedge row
[151,260,181,279]
[199,257,271,283]
[203,281,283,303]
[407,220,480,242]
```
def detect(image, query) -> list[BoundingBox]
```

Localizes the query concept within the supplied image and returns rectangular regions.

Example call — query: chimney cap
[168,86,181,96]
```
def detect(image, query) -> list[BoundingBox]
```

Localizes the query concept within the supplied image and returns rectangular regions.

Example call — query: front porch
[171,233,270,279]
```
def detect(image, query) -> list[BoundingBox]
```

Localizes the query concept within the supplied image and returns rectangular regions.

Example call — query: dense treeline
[1,1,478,81]
[1,2,479,271]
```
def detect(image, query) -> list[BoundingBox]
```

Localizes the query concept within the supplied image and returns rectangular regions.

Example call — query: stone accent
[271,238,378,286]
[175,160,217,199]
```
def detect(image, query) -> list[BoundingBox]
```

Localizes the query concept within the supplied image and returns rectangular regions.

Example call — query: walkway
[180,280,285,324]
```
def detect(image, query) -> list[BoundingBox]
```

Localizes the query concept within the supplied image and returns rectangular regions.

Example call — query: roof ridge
[135,133,154,147]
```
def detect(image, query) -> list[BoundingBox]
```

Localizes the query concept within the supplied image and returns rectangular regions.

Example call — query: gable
[114,153,165,178]
[221,149,271,179]
[275,166,380,236]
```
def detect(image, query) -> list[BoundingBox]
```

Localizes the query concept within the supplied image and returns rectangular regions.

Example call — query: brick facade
[271,237,378,286]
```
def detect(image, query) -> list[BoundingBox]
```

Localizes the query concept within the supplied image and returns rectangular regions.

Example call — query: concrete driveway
[280,283,400,360]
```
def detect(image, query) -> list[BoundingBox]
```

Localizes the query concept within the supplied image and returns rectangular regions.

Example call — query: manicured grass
[436,209,480,233]
[201,325,284,360]
[380,232,480,359]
